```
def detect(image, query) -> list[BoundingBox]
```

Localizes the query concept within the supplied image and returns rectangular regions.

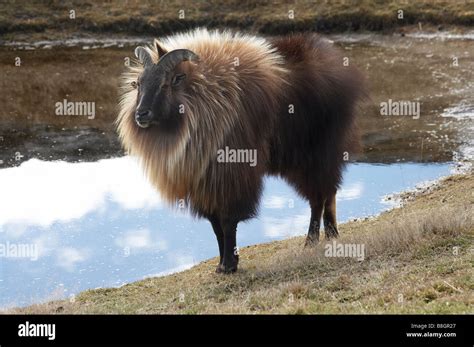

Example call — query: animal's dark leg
[216,218,239,274]
[304,196,325,247]
[208,215,224,267]
[323,191,339,240]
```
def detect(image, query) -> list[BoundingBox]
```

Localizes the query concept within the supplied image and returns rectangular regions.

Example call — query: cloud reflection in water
[0,157,452,308]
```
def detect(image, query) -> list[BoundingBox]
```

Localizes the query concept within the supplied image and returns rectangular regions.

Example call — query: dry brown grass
[262,204,472,273]
[0,48,123,131]
[8,171,473,314]
[1,0,474,41]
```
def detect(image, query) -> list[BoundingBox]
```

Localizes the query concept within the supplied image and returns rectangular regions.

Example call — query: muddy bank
[0,125,121,167]
[2,32,473,166]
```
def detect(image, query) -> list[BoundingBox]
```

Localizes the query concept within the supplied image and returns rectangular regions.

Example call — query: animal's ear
[154,39,168,58]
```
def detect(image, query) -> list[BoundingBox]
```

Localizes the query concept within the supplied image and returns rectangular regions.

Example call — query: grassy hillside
[12,170,473,314]
[1,0,474,41]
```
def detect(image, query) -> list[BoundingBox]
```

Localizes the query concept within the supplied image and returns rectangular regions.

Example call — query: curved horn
[158,49,199,72]
[134,46,153,67]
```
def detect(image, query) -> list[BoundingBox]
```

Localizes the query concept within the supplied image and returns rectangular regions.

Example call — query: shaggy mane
[117,28,288,215]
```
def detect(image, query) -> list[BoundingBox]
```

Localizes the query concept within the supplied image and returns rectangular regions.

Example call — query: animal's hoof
[215,265,237,274]
[324,224,339,240]
[216,262,238,274]
[304,235,319,248]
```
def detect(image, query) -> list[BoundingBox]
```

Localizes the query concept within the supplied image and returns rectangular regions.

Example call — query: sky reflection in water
[0,157,452,308]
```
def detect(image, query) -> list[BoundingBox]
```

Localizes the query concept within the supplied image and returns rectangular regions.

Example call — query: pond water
[0,32,473,308]
[0,157,454,308]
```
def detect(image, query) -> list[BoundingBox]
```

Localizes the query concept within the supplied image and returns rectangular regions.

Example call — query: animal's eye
[171,73,186,87]
[131,81,138,89]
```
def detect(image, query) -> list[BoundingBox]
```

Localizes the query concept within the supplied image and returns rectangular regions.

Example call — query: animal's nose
[135,110,152,128]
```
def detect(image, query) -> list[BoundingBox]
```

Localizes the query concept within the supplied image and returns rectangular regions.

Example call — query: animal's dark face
[134,65,184,129]
[133,44,199,129]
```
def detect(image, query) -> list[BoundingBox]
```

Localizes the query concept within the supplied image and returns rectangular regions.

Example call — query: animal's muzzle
[135,110,152,128]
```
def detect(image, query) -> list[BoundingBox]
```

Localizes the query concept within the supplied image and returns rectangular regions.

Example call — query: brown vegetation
[1,0,474,41]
